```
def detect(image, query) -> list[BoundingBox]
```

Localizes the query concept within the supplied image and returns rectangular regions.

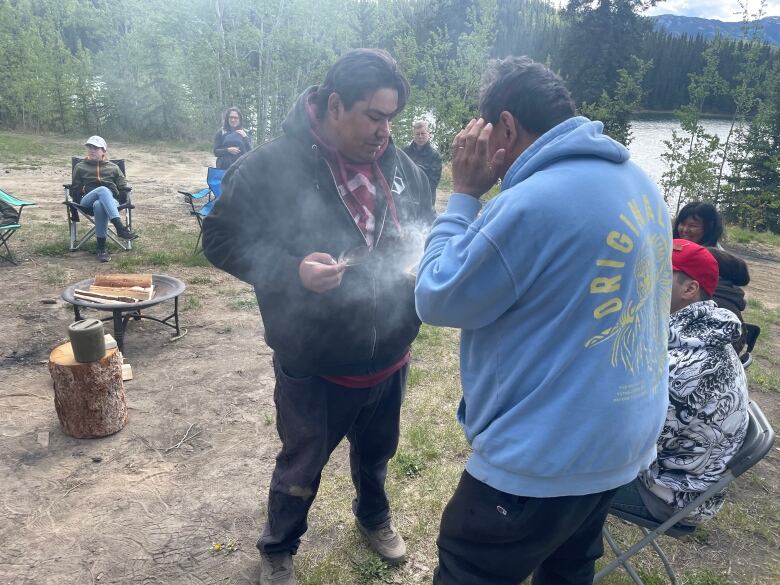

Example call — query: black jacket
[403,141,442,207]
[708,247,750,354]
[203,88,435,376]
[213,129,253,170]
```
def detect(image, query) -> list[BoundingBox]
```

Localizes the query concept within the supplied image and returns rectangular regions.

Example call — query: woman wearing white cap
[72,136,138,262]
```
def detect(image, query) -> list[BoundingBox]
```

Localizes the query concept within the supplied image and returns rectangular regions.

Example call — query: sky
[549,1,780,22]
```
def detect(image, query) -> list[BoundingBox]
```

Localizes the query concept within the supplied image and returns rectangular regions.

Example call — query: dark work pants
[257,359,407,554]
[434,471,618,585]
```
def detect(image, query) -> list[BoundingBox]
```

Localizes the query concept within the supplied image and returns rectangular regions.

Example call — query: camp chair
[178,167,225,253]
[739,323,761,369]
[0,188,36,265]
[63,158,134,252]
[594,400,775,585]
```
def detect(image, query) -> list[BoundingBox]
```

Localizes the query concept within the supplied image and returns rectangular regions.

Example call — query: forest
[1,0,779,231]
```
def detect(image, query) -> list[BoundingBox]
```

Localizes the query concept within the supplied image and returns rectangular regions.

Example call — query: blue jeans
[79,186,120,238]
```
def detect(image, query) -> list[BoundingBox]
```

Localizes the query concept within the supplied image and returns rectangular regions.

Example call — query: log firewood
[48,342,127,438]
[93,274,153,288]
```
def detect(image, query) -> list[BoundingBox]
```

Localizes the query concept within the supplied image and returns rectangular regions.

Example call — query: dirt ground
[1,140,778,584]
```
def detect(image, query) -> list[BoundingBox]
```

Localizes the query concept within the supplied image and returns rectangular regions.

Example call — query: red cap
[672,239,719,297]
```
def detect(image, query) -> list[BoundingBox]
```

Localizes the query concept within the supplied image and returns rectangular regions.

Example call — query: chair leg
[124,207,133,250]
[642,527,679,585]
[0,232,19,265]
[193,215,204,254]
[68,213,78,251]
[597,526,646,585]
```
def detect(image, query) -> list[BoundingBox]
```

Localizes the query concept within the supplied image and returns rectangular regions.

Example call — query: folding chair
[178,167,225,253]
[594,401,775,584]
[739,323,761,369]
[0,188,36,265]
[63,158,134,252]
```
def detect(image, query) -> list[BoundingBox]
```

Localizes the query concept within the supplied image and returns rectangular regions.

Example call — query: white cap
[84,135,107,149]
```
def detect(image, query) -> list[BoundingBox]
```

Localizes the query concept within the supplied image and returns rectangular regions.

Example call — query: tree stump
[48,342,127,438]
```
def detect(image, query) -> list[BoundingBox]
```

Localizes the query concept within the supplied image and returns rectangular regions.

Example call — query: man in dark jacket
[403,120,442,207]
[202,49,434,585]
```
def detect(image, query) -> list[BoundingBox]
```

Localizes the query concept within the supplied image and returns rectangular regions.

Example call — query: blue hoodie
[415,117,672,497]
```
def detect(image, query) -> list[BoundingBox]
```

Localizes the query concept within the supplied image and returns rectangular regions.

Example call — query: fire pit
[62,274,186,353]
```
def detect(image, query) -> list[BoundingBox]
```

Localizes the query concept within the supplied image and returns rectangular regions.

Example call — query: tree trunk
[49,343,127,439]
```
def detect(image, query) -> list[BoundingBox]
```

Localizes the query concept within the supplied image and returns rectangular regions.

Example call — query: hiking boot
[96,238,110,263]
[110,218,138,241]
[356,519,407,565]
[259,551,297,585]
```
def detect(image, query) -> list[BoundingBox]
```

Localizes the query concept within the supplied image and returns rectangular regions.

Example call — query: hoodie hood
[670,301,742,349]
[281,86,318,139]
[714,279,747,312]
[503,116,629,189]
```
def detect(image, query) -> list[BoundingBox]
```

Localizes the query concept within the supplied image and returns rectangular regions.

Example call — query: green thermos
[68,319,106,363]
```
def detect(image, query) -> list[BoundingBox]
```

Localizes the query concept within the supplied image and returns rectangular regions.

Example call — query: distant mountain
[652,14,780,46]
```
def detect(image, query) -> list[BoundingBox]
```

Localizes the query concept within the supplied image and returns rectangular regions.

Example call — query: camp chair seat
[0,189,36,265]
[594,401,775,584]
[64,158,135,252]
[178,167,225,253]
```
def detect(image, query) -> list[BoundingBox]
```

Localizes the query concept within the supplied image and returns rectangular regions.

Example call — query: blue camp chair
[178,167,225,253]
[0,188,36,265]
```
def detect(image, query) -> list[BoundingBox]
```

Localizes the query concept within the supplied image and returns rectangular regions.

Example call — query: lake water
[629,115,735,184]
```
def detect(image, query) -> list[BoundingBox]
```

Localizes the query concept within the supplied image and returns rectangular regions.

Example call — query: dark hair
[222,107,243,131]
[312,49,410,118]
[673,201,723,246]
[479,56,575,135]
[706,247,750,286]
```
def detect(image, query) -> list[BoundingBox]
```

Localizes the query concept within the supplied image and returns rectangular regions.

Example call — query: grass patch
[42,263,67,286]
[33,239,71,257]
[407,366,425,387]
[226,288,258,311]
[188,275,213,285]
[390,451,426,479]
[0,132,60,161]
[743,299,780,392]
[352,556,392,584]
[682,570,733,585]
[726,225,780,248]
[110,227,212,270]
[183,296,201,311]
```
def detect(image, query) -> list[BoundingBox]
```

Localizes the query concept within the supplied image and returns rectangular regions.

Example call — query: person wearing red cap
[611,239,749,525]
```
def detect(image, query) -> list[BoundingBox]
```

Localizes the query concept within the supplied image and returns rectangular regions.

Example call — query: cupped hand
[299,252,346,293]
[227,147,241,155]
[451,118,506,199]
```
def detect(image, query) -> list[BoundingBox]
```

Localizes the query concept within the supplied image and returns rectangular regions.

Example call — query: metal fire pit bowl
[62,274,186,353]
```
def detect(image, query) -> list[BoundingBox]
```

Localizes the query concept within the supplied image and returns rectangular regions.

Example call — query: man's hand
[227,147,241,155]
[236,129,248,138]
[451,118,506,199]
[299,252,345,293]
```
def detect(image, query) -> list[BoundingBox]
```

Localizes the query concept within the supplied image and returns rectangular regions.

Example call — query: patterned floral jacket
[640,300,749,524]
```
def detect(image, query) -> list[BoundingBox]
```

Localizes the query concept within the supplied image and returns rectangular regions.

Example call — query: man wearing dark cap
[202,49,433,584]
[612,239,750,526]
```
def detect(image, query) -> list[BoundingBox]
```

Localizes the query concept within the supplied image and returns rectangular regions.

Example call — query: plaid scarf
[307,101,401,248]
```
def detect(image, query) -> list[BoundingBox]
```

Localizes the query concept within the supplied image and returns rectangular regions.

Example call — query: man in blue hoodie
[415,56,672,585]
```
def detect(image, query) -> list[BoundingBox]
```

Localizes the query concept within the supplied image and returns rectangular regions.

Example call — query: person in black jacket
[202,49,434,585]
[403,120,442,207]
[673,201,751,353]
[213,107,253,170]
